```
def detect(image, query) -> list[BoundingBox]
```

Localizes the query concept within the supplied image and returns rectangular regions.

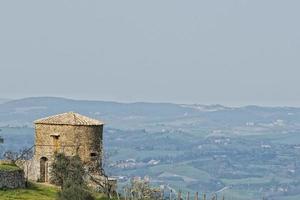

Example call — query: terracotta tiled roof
[34,112,104,126]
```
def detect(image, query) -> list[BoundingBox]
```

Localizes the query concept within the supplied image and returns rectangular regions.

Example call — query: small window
[90,153,97,157]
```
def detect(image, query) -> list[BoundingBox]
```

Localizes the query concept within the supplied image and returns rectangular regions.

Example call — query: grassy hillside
[0,163,21,171]
[0,183,58,200]
[0,182,110,200]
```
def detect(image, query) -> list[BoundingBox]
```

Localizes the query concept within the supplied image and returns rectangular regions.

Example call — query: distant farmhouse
[22,112,115,190]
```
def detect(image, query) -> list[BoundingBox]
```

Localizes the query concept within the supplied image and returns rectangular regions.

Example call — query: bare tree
[85,148,117,199]
[13,147,34,187]
[123,177,161,200]
[3,150,19,161]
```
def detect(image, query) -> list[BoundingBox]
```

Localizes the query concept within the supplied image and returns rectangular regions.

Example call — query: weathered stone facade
[27,112,104,183]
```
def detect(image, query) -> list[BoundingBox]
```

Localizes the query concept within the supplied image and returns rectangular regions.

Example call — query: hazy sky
[1,0,300,106]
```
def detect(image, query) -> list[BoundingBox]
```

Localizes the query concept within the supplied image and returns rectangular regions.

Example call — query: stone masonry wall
[15,159,38,182]
[0,170,25,189]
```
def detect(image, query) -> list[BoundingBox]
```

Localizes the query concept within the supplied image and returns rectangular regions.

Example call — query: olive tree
[50,153,95,200]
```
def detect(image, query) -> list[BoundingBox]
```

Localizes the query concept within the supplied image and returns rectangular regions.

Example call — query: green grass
[0,182,112,200]
[0,163,21,171]
[0,183,58,200]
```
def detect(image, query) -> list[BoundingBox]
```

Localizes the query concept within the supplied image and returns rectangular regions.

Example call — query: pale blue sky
[0,0,300,106]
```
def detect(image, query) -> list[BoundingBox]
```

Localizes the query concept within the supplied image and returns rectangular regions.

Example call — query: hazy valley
[1,97,300,200]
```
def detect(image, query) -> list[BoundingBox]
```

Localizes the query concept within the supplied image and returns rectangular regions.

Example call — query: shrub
[50,153,69,187]
[57,180,94,200]
[50,153,95,200]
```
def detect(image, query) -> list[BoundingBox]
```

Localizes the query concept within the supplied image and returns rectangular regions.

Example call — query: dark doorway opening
[40,157,48,182]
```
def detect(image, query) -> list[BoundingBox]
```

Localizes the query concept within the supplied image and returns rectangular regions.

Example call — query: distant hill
[1,97,300,130]
[0,97,300,128]
[0,98,12,104]
[0,97,198,127]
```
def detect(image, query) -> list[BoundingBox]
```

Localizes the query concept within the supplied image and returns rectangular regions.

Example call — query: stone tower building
[30,112,104,182]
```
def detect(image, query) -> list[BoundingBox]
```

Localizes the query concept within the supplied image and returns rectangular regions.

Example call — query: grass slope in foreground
[0,182,110,200]
[0,163,21,171]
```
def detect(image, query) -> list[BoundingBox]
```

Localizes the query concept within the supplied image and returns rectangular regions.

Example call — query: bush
[57,180,94,200]
[50,153,70,187]
[50,153,95,200]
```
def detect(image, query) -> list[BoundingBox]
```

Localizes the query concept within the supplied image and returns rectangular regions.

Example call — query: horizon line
[2,96,300,109]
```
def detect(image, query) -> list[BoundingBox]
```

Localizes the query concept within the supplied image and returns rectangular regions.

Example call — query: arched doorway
[40,157,48,182]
